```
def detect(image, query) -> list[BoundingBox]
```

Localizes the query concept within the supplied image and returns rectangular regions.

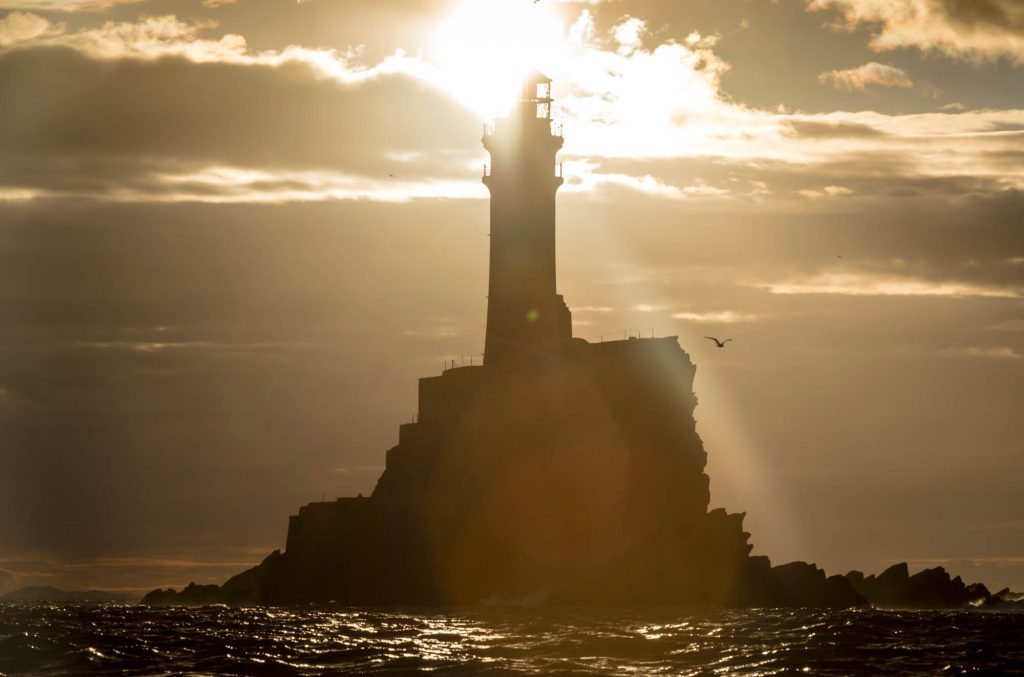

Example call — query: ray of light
[430,0,569,118]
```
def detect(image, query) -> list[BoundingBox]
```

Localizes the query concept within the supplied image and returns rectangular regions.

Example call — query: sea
[1,604,1022,675]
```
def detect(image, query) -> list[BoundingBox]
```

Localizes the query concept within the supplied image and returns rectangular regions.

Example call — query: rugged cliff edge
[141,555,1016,609]
[137,335,993,609]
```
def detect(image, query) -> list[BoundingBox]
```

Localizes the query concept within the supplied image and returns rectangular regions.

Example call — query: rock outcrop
[145,555,1017,609]
[258,337,762,606]
[143,551,283,607]
[846,563,991,608]
[983,588,1024,608]
[140,335,1017,610]
[143,337,868,608]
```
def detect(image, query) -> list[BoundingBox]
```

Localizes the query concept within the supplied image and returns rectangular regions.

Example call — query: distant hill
[1,586,137,603]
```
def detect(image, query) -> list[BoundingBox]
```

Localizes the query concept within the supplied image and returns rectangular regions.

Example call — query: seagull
[705,336,733,348]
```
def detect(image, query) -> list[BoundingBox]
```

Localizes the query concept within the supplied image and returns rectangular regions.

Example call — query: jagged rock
[141,551,284,606]
[141,583,222,607]
[983,588,1024,607]
[216,550,283,604]
[768,562,866,608]
[847,563,991,608]
[256,339,757,606]
[140,336,882,609]
[139,588,178,606]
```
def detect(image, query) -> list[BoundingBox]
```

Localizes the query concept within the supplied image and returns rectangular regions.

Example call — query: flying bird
[705,336,733,348]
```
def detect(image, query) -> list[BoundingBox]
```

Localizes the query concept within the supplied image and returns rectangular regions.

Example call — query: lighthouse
[218,68,768,611]
[482,71,573,367]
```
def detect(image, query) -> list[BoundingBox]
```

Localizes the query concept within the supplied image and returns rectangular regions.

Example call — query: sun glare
[431,0,568,118]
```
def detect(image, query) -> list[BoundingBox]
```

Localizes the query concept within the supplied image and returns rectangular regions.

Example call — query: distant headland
[2,587,137,603]
[144,74,1020,610]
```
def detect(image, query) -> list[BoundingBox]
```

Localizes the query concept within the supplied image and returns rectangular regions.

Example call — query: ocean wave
[0,603,1022,675]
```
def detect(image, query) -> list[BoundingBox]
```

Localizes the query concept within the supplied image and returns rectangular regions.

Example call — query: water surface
[1,604,1021,675]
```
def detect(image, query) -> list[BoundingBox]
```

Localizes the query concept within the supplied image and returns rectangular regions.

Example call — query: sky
[0,0,1022,596]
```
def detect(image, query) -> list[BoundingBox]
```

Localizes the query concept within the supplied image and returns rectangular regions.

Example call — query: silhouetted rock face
[143,338,752,606]
[141,337,875,608]
[846,563,991,608]
[142,583,222,607]
[137,337,1013,609]
[136,337,1006,609]
[141,551,283,607]
[762,563,865,608]
[983,588,1024,608]
[264,337,757,606]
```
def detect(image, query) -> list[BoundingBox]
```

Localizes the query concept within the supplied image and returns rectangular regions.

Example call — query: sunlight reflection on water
[0,604,1021,675]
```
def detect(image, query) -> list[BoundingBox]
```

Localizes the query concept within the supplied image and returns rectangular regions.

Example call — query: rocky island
[144,74,1016,610]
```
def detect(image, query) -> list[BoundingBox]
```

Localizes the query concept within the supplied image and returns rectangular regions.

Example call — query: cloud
[818,62,914,91]
[0,567,19,594]
[110,166,482,204]
[0,0,140,11]
[612,16,646,55]
[0,550,280,593]
[672,311,760,323]
[784,120,889,139]
[0,38,480,202]
[0,12,366,68]
[754,272,1022,298]
[809,0,1024,62]
[542,13,1024,202]
[555,13,740,161]
[43,15,248,61]
[71,339,338,353]
[0,10,61,46]
[939,346,1022,359]
[0,166,483,205]
[798,185,854,199]
[562,160,693,199]
[0,9,1022,207]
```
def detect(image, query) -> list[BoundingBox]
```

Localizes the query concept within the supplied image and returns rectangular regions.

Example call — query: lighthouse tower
[482,72,572,367]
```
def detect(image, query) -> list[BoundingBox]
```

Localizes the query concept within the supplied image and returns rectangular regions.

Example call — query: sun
[430,0,569,118]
